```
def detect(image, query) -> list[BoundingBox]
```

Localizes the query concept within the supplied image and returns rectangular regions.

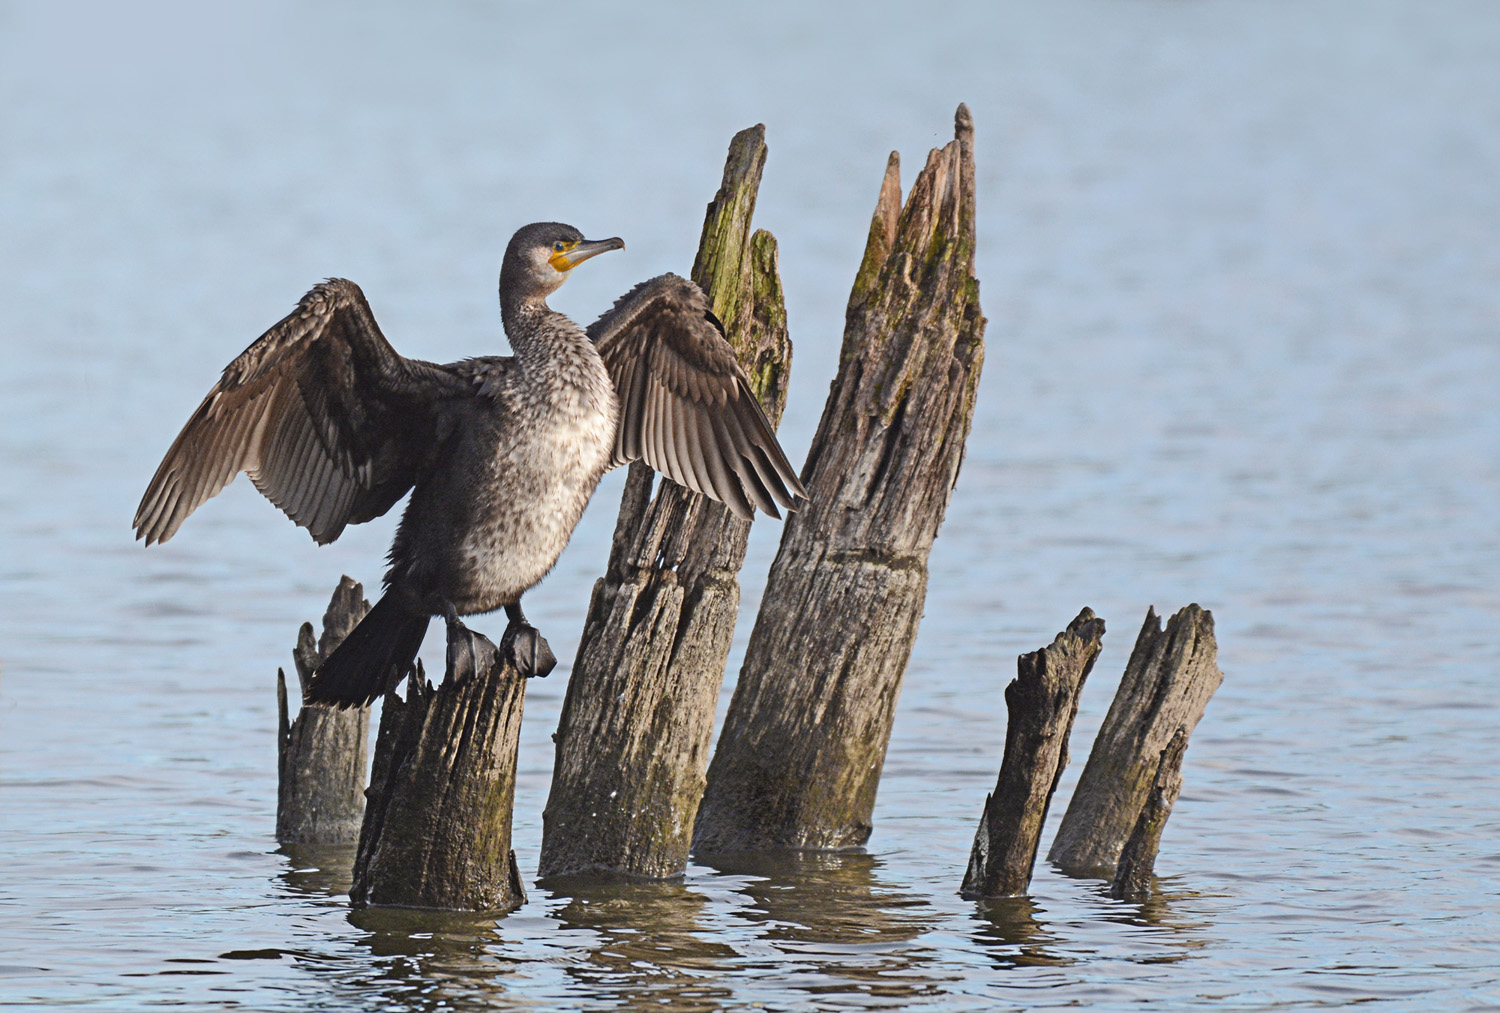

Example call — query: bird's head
[500,222,625,306]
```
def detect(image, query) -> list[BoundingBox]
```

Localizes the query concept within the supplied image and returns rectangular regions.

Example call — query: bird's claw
[501,622,556,678]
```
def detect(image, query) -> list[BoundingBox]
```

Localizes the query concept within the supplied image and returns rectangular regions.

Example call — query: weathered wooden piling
[1110,726,1189,901]
[276,576,371,844]
[351,644,528,911]
[693,104,986,853]
[961,609,1105,899]
[537,125,794,880]
[1049,604,1222,876]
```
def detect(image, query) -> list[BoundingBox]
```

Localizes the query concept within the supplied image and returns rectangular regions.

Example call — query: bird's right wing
[133,279,471,546]
[589,273,807,519]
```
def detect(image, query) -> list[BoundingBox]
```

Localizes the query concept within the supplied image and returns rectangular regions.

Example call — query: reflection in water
[270,848,962,1011]
[548,877,736,1012]
[698,850,951,1005]
[276,842,357,899]
[1099,875,1215,964]
[969,894,1071,970]
[341,906,523,1013]
[273,845,527,1012]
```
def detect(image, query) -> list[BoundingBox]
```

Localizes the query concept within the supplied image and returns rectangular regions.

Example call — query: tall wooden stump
[538,125,794,880]
[693,105,986,853]
[961,609,1105,899]
[1049,604,1222,876]
[351,644,528,912]
[276,576,372,844]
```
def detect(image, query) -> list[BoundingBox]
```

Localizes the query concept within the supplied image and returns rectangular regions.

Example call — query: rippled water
[3,1,1498,1009]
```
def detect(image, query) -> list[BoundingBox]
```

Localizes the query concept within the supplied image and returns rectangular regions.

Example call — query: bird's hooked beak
[549,236,625,272]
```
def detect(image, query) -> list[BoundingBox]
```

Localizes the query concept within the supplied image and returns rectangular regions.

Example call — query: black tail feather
[305,591,431,708]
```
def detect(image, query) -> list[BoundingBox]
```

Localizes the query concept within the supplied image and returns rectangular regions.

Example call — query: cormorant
[133,222,807,706]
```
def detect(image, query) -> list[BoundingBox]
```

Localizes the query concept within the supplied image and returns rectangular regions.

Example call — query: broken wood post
[538,124,794,880]
[350,646,528,912]
[693,104,986,853]
[961,609,1105,899]
[276,576,372,844]
[1049,603,1223,876]
[1111,726,1189,901]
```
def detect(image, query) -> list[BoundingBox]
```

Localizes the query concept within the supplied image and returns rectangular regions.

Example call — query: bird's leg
[501,601,557,678]
[440,599,497,687]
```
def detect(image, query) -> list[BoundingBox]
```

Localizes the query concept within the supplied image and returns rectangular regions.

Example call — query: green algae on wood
[693,104,986,854]
[538,125,796,881]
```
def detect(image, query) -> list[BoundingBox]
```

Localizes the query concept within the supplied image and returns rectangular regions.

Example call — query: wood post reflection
[693,852,943,1003]
[551,879,736,1012]
[969,895,1070,969]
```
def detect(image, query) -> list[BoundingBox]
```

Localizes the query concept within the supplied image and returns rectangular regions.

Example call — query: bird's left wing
[133,279,470,546]
[589,273,807,519]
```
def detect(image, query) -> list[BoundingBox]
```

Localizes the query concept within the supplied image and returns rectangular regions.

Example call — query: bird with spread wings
[134,222,806,706]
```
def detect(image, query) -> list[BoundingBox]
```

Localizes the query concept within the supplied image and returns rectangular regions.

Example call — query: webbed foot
[501,601,556,678]
[501,621,556,678]
[443,608,498,686]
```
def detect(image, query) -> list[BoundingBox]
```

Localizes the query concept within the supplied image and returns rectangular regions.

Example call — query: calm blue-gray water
[2,1,1498,1009]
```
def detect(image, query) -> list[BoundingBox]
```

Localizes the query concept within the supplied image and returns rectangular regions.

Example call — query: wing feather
[671,398,697,495]
[680,399,711,498]
[301,426,340,525]
[188,401,239,511]
[623,352,647,465]
[732,394,796,510]
[589,273,807,520]
[663,383,688,489]
[274,406,318,507]
[695,403,736,507]
[706,411,756,518]
[651,378,673,488]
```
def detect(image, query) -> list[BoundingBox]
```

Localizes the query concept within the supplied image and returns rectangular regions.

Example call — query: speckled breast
[446,384,618,614]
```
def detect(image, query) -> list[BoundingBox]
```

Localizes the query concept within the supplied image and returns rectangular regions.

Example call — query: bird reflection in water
[696,850,950,1005]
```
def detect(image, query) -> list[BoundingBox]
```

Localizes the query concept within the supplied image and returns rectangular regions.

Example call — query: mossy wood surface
[1111,726,1189,901]
[961,609,1105,899]
[538,125,794,880]
[350,653,528,912]
[693,105,986,853]
[1049,604,1222,875]
[276,576,372,845]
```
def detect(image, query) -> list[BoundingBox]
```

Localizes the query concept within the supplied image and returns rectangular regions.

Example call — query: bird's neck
[501,296,597,376]
[501,289,542,337]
